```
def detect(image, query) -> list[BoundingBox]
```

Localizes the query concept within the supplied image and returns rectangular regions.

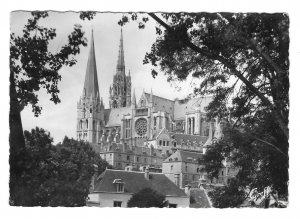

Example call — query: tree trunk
[9,71,27,205]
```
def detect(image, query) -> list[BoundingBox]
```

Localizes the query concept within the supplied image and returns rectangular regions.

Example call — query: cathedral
[76,30,223,171]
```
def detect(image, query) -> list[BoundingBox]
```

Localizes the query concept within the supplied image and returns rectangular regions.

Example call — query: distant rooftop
[92,169,187,197]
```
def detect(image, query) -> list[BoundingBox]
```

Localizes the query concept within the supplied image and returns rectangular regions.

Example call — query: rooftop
[92,169,187,197]
[164,150,203,163]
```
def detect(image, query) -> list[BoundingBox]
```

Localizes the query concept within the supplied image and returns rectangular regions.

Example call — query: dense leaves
[208,179,246,208]
[118,12,289,206]
[127,188,166,208]
[10,127,110,206]
[10,11,88,116]
[10,11,93,205]
[204,118,288,207]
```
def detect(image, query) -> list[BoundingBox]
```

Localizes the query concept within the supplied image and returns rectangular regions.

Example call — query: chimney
[91,164,98,191]
[184,184,191,196]
[144,166,150,180]
[174,174,180,187]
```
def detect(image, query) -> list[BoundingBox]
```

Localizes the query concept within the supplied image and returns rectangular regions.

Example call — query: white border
[1,1,299,219]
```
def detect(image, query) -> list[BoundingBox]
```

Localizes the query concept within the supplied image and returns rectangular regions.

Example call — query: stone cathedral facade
[76,30,223,172]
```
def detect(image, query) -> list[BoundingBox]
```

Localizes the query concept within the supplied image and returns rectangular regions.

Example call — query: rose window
[135,118,147,136]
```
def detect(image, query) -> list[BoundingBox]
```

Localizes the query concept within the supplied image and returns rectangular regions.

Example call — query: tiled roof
[165,150,203,163]
[189,189,211,208]
[93,169,187,197]
[144,92,175,114]
[174,96,213,120]
[104,107,131,127]
[171,133,208,145]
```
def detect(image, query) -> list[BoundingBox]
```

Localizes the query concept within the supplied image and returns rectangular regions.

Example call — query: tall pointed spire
[132,88,136,107]
[116,29,125,75]
[83,30,100,101]
[150,88,153,103]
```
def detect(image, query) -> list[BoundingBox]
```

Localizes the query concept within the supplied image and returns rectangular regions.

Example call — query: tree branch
[147,13,289,139]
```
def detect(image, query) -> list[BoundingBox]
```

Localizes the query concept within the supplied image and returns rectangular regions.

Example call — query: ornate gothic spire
[116,29,125,75]
[150,88,153,103]
[82,30,100,101]
[132,88,136,107]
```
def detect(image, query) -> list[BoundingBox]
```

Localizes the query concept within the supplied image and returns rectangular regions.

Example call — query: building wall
[88,192,132,207]
[100,151,163,170]
[163,161,206,188]
[166,196,190,208]
[88,193,189,208]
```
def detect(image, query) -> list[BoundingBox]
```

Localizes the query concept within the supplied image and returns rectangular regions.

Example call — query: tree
[9,11,95,205]
[203,119,288,207]
[208,179,245,208]
[117,12,289,204]
[118,12,288,137]
[127,188,166,208]
[14,127,110,206]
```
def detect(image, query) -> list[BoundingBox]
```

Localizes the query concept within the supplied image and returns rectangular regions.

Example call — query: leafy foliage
[204,118,288,203]
[127,188,166,208]
[11,127,110,206]
[10,11,88,116]
[118,12,289,205]
[10,11,93,205]
[208,179,246,208]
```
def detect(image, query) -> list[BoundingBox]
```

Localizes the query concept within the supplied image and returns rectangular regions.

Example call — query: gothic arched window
[93,120,96,130]
[112,100,118,108]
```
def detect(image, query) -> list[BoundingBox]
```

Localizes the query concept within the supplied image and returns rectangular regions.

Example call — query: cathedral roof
[173,96,213,120]
[82,30,100,100]
[104,107,131,127]
[164,150,203,163]
[170,133,208,145]
[144,92,174,114]
[92,169,187,197]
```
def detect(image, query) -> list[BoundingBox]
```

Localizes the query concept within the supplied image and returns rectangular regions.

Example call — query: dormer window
[113,179,125,193]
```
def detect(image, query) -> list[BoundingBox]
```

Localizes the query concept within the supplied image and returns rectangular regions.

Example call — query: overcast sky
[11,11,195,143]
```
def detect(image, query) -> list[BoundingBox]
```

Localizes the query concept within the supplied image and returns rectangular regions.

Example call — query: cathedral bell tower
[77,30,104,143]
[109,29,131,108]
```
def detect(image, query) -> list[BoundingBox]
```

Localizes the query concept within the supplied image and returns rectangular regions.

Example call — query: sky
[11,11,195,144]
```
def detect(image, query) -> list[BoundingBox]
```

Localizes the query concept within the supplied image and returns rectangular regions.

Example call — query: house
[87,168,189,207]
[162,150,207,188]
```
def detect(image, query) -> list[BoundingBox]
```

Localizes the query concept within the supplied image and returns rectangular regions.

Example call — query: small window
[144,158,147,163]
[113,201,122,207]
[159,140,162,146]
[167,141,169,146]
[127,155,130,161]
[117,183,124,193]
[137,157,139,162]
[163,141,165,146]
